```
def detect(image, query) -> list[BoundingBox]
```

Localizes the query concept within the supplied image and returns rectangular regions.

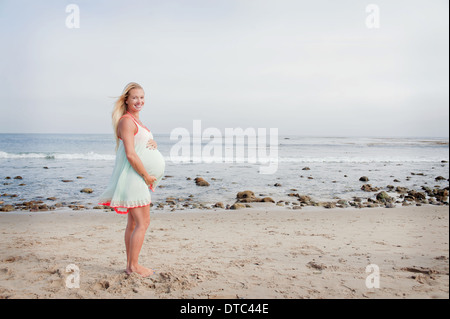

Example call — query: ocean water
[0,133,448,210]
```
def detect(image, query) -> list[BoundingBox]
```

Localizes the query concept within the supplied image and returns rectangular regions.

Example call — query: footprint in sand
[0,267,14,278]
[291,245,325,257]
[1,256,22,263]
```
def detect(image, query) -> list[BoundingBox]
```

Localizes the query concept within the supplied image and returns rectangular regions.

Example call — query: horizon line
[0,132,448,139]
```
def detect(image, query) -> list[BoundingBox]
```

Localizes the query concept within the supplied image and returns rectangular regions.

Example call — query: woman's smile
[133,103,143,111]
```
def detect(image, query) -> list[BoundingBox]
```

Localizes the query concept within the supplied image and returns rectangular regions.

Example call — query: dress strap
[126,112,151,133]
[120,112,139,125]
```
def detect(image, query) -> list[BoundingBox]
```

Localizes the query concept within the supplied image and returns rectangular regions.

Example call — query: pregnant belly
[140,149,166,180]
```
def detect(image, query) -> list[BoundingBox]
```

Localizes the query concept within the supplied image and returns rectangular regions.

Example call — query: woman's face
[126,88,145,112]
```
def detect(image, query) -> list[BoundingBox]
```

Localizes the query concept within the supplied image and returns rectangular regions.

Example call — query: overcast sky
[0,0,448,137]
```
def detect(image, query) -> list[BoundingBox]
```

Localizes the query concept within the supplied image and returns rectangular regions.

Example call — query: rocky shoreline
[1,172,448,212]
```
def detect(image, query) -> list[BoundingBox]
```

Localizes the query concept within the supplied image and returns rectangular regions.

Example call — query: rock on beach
[236,190,274,204]
[194,177,210,187]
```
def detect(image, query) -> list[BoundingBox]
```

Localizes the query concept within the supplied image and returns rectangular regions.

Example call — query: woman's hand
[146,139,157,150]
[144,175,157,187]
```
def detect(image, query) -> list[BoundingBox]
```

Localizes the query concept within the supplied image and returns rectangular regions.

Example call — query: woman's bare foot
[126,264,155,277]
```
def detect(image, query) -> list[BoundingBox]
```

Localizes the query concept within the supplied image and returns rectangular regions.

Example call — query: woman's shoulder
[118,114,138,132]
[119,114,133,122]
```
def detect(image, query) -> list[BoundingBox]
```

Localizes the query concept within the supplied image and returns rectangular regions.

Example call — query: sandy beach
[0,205,448,299]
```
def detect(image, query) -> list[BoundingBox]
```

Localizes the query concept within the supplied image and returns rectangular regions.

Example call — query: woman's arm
[118,117,157,186]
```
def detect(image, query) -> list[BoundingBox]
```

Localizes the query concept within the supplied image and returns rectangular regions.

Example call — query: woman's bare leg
[125,205,153,277]
[125,211,136,271]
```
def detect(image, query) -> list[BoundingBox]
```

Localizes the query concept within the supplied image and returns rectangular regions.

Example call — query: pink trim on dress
[98,201,152,214]
[126,112,151,133]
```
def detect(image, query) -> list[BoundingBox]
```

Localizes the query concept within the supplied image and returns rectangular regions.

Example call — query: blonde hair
[111,82,144,150]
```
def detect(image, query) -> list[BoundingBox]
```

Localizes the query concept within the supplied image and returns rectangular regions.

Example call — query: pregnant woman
[99,82,165,277]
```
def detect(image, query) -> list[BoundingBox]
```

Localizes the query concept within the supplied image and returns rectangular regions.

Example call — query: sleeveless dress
[99,113,166,214]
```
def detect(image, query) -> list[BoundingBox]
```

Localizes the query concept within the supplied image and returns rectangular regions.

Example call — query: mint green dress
[99,114,165,214]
